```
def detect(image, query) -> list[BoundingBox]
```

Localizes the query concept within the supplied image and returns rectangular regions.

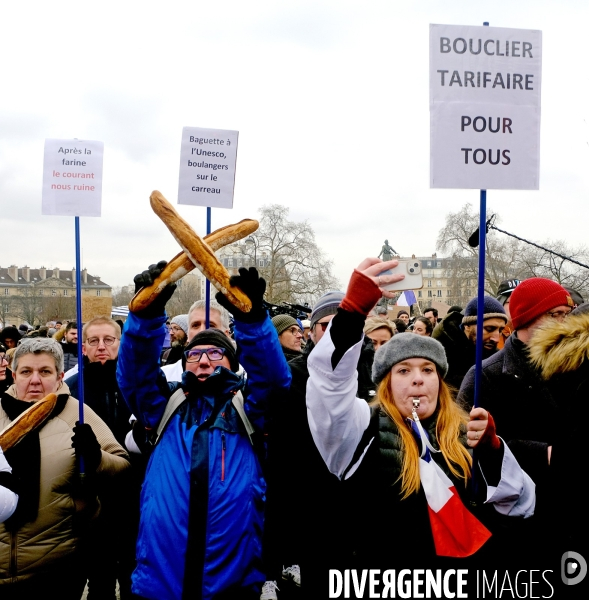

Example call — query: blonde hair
[375,371,472,499]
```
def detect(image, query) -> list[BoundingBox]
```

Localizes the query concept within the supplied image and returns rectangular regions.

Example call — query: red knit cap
[510,278,573,330]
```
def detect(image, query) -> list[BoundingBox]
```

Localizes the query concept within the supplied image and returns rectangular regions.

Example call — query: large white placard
[178,126,238,208]
[430,24,542,190]
[42,139,104,216]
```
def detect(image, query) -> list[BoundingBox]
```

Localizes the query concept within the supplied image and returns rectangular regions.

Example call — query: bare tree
[238,204,339,305]
[0,297,14,327]
[38,295,76,323]
[112,285,135,308]
[437,203,589,299]
[11,285,45,326]
[166,273,203,317]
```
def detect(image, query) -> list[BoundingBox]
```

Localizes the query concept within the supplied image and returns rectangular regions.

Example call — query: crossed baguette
[0,393,58,451]
[129,190,259,313]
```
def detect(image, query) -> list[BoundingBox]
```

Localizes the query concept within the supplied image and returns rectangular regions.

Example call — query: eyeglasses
[184,347,226,363]
[285,326,303,337]
[314,321,330,332]
[546,310,572,321]
[86,336,118,346]
[169,325,185,333]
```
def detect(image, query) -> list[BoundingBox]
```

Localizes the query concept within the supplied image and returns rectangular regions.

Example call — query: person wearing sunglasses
[117,262,290,600]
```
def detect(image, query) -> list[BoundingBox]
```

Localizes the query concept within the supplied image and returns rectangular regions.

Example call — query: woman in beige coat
[0,338,130,598]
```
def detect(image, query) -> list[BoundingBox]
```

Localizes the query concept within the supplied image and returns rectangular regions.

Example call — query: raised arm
[117,261,177,429]
[307,258,404,479]
[215,267,291,430]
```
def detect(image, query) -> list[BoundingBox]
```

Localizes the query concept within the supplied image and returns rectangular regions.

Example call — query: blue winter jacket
[116,311,291,600]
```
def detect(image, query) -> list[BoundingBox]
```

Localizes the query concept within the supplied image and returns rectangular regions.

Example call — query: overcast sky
[2,1,588,291]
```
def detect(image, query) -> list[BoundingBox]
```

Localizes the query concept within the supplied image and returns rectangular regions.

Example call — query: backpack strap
[153,387,255,447]
[232,390,255,447]
[155,387,187,445]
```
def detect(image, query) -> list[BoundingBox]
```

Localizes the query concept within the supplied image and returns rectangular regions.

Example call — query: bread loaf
[145,190,253,313]
[0,393,58,451]
[128,216,258,313]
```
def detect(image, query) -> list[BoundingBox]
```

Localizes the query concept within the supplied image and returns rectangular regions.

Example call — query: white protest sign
[430,24,542,190]
[42,139,104,216]
[178,127,238,208]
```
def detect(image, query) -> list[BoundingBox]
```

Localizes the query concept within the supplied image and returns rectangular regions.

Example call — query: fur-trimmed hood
[528,312,589,379]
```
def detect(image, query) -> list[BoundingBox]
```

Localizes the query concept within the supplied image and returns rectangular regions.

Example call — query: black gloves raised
[215,267,267,323]
[133,260,177,319]
[71,422,102,473]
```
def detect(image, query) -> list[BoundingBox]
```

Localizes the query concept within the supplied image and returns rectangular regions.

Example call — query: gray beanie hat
[171,314,189,335]
[310,291,345,327]
[271,314,300,336]
[372,333,448,385]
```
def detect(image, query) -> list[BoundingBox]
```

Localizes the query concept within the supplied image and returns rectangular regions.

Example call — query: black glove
[215,267,267,323]
[133,260,177,319]
[71,422,102,473]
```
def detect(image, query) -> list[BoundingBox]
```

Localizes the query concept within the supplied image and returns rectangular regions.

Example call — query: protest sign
[42,139,104,216]
[178,126,238,208]
[430,24,542,190]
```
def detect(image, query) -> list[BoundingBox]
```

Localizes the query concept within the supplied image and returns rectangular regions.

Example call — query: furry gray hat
[372,333,448,385]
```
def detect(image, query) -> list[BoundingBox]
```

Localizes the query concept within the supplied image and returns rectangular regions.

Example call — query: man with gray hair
[162,301,233,383]
[187,299,231,339]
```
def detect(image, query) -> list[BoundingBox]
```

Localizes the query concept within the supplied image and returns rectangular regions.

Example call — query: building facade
[0,265,112,326]
[405,254,477,311]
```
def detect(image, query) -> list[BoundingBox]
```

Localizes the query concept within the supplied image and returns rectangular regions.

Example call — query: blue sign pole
[74,216,86,475]
[473,21,490,409]
[473,189,487,408]
[205,207,212,328]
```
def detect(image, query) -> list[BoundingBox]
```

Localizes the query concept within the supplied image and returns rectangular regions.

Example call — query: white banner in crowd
[42,139,104,216]
[430,24,542,190]
[178,126,239,208]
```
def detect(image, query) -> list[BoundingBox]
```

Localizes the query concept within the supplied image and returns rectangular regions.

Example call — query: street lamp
[245,236,258,267]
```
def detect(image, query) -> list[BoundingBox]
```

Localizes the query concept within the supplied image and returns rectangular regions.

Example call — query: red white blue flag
[411,419,491,557]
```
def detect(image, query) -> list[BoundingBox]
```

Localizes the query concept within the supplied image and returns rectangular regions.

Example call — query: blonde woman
[304,258,535,592]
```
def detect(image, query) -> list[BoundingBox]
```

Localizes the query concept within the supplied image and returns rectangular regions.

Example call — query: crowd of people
[0,256,587,599]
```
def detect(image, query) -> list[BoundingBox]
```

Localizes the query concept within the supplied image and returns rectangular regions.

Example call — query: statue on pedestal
[378,240,398,262]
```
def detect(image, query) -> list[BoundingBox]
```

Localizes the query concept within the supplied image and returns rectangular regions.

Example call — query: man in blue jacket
[117,262,291,600]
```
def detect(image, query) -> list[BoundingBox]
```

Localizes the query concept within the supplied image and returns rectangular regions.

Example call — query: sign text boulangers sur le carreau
[430,24,542,190]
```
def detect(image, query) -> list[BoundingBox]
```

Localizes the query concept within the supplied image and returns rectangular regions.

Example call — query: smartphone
[379,259,424,292]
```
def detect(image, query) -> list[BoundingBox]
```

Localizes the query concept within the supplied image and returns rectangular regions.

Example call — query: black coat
[65,358,132,447]
[432,311,476,389]
[457,334,558,569]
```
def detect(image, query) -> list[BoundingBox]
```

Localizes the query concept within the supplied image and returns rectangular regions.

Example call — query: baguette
[129,218,259,313]
[147,190,253,313]
[0,393,58,451]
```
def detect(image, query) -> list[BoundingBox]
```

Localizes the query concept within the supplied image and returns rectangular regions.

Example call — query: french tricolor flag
[396,290,417,306]
[411,420,491,557]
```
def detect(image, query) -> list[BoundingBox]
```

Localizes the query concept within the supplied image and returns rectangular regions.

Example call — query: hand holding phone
[378,260,423,292]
